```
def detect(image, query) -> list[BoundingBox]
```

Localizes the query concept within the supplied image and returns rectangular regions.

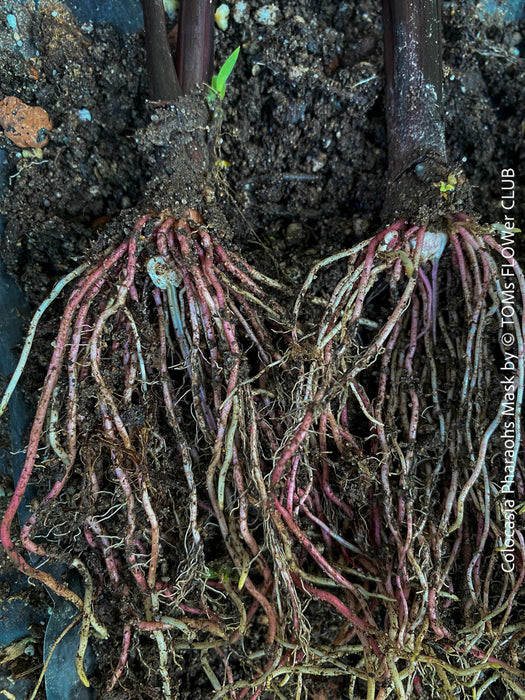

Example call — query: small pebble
[215,4,230,31]
[233,1,248,23]
[254,4,280,26]
[77,108,92,121]
[311,152,327,172]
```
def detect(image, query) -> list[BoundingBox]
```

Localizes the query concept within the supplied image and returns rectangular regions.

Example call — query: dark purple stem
[382,0,447,198]
[141,0,182,101]
[175,0,216,94]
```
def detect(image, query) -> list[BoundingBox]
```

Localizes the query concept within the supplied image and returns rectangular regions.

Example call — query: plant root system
[1,209,291,698]
[273,215,525,698]
[1,213,524,698]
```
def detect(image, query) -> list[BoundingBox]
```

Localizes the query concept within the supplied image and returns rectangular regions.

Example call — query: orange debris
[0,96,52,148]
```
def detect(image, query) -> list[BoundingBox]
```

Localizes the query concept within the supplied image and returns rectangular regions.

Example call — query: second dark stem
[382,0,448,211]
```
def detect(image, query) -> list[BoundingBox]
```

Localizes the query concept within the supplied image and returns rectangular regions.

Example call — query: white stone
[254,4,280,26]
[215,4,230,31]
[379,230,447,264]
[233,1,248,23]
[411,231,448,262]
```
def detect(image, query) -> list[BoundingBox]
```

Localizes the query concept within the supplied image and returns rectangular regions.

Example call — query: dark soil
[0,0,523,301]
[0,1,523,698]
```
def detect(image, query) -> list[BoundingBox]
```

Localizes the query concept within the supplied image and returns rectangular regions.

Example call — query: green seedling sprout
[209,46,240,102]
[433,172,457,199]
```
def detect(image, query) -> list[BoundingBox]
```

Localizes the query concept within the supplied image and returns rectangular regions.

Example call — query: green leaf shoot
[209,46,240,101]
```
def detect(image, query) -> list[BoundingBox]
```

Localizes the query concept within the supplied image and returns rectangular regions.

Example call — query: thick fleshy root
[1,213,524,697]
